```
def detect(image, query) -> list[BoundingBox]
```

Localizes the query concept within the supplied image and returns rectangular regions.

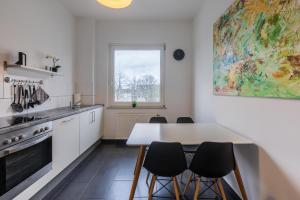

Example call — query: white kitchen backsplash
[0,71,73,117]
[0,95,72,117]
[81,95,95,105]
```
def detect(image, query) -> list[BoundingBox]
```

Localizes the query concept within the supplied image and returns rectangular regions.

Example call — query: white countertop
[127,123,253,146]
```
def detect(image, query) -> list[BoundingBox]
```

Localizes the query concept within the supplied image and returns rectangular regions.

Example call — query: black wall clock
[173,49,185,61]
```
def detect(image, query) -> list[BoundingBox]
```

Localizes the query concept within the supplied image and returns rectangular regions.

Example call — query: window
[109,44,165,107]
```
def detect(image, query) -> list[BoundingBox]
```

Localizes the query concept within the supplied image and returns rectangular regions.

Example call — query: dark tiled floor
[50,144,228,200]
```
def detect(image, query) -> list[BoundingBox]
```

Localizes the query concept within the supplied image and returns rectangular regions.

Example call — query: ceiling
[60,0,204,21]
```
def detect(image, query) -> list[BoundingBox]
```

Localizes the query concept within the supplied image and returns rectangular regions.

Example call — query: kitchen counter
[0,105,104,135]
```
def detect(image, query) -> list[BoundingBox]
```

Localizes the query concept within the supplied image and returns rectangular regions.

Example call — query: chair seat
[182,145,198,153]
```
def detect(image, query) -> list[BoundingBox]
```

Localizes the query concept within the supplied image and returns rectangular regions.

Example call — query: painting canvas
[213,0,300,99]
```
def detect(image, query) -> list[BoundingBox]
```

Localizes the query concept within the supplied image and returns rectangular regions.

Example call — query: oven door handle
[1,132,52,157]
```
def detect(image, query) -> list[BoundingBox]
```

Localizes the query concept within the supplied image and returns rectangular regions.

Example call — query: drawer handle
[62,118,74,123]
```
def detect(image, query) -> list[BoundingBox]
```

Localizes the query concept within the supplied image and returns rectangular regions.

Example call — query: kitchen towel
[32,87,49,105]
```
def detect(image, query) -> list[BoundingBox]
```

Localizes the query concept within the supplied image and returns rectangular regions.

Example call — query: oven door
[0,133,52,200]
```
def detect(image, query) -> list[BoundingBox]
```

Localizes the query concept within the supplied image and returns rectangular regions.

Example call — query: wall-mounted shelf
[5,64,63,77]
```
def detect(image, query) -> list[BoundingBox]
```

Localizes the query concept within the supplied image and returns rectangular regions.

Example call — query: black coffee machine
[15,52,27,66]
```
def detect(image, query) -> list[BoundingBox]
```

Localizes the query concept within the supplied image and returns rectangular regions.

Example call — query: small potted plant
[132,101,137,108]
[45,55,61,72]
[51,65,61,72]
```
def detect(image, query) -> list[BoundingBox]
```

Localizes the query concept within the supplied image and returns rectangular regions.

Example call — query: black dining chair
[176,117,198,183]
[149,116,168,123]
[176,117,198,154]
[143,142,187,200]
[146,116,168,184]
[176,117,194,123]
[184,142,236,200]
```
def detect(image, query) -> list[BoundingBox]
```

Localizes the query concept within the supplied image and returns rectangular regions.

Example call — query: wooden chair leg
[217,179,227,200]
[193,178,201,200]
[184,173,193,194]
[148,175,157,200]
[175,177,181,196]
[172,177,181,200]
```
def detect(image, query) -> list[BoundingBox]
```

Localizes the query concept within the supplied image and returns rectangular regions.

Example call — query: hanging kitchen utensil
[28,85,34,108]
[32,85,38,106]
[15,85,24,113]
[21,84,25,106]
[32,86,40,105]
[10,84,18,111]
[24,88,29,110]
[32,86,49,105]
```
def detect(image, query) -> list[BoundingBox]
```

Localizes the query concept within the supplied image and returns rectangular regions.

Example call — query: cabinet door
[92,107,103,140]
[79,110,94,154]
[52,115,80,173]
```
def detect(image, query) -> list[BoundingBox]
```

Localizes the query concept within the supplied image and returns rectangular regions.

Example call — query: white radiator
[115,113,158,139]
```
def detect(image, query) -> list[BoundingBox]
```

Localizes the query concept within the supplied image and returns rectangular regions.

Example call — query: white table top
[126,123,253,146]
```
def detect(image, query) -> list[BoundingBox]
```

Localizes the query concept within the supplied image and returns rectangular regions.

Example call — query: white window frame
[108,44,166,108]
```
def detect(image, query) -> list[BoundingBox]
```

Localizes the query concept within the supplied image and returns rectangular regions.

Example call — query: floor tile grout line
[53,148,107,200]
[78,149,125,200]
[79,151,109,200]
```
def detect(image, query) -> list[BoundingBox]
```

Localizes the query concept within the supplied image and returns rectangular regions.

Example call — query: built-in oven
[0,122,53,200]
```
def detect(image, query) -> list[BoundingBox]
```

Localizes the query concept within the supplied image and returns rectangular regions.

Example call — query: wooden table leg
[234,161,248,200]
[129,145,146,200]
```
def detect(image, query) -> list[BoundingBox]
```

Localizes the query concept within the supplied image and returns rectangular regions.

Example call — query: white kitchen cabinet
[14,115,80,200]
[52,115,80,173]
[92,107,103,139]
[79,108,103,154]
[14,107,103,200]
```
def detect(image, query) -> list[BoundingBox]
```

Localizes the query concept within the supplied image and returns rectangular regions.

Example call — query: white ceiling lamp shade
[96,0,133,9]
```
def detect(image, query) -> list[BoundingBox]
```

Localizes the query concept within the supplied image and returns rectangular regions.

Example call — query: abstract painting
[213,0,300,99]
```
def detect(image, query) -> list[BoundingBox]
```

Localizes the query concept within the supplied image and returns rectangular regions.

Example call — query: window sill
[106,105,167,110]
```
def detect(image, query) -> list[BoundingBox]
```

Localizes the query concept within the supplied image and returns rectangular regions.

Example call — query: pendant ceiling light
[96,0,133,9]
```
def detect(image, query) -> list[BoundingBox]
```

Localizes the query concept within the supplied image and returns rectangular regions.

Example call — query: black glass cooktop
[0,114,48,129]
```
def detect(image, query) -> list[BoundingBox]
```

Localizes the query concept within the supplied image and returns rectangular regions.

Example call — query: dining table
[126,123,253,200]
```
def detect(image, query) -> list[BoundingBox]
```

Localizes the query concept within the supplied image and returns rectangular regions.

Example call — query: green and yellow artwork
[213,0,300,98]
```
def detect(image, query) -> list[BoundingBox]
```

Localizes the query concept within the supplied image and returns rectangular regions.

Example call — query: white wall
[76,20,193,139]
[74,18,96,104]
[193,0,300,199]
[0,0,75,117]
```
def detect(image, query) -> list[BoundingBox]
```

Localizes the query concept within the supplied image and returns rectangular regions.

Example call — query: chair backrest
[189,142,235,178]
[143,142,187,177]
[176,117,194,123]
[149,116,168,123]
